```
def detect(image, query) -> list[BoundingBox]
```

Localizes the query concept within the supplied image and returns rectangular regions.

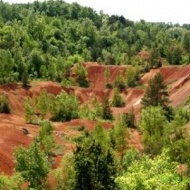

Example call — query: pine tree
[73,125,116,190]
[102,97,112,120]
[111,88,125,107]
[141,73,168,107]
[141,72,172,120]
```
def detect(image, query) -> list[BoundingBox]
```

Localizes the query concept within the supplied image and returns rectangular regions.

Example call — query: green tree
[0,173,23,190]
[168,109,190,168]
[75,62,89,87]
[24,97,37,124]
[36,89,51,119]
[51,91,79,122]
[126,67,140,87]
[53,154,75,190]
[183,31,190,63]
[21,66,29,88]
[141,72,172,119]
[149,47,162,68]
[104,67,112,88]
[0,49,15,84]
[37,120,55,155]
[0,94,10,113]
[111,115,129,162]
[74,127,117,190]
[122,109,136,128]
[111,88,125,107]
[92,123,111,152]
[167,42,183,65]
[115,149,190,190]
[114,70,126,90]
[14,141,50,189]
[139,106,169,155]
[102,96,112,120]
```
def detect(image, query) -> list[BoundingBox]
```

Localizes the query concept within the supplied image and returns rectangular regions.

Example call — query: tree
[126,67,140,87]
[104,67,112,88]
[183,31,190,63]
[102,96,112,120]
[0,49,15,84]
[115,149,190,190]
[167,42,183,65]
[24,97,37,124]
[21,66,29,88]
[111,88,125,107]
[73,125,117,190]
[36,89,51,119]
[14,141,50,189]
[122,109,136,128]
[51,91,79,122]
[54,153,75,190]
[111,115,129,162]
[141,72,172,119]
[0,173,23,190]
[149,47,162,68]
[0,94,10,113]
[74,62,89,87]
[37,120,55,155]
[114,71,126,90]
[139,106,169,155]
[168,109,190,167]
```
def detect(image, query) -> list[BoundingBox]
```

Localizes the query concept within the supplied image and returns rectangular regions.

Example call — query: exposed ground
[0,62,190,175]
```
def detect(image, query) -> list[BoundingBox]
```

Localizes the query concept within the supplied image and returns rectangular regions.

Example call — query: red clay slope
[141,64,190,107]
[1,63,190,175]
[0,81,63,175]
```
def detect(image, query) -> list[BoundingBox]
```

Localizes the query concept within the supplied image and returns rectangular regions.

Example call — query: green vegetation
[0,94,10,113]
[126,67,140,87]
[141,72,173,120]
[0,0,189,85]
[75,62,89,87]
[14,140,50,189]
[139,106,169,155]
[24,90,79,123]
[73,124,117,190]
[111,88,125,107]
[116,150,190,190]
[1,0,190,189]
[51,90,79,122]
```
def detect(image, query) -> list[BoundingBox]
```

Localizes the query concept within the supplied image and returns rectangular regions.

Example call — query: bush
[122,112,136,128]
[126,67,140,87]
[0,94,10,113]
[111,88,125,107]
[75,63,89,88]
[51,91,79,122]
[114,71,126,90]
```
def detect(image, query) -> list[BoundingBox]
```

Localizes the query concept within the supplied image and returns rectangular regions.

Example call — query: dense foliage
[116,150,190,190]
[0,0,190,85]
[1,0,190,189]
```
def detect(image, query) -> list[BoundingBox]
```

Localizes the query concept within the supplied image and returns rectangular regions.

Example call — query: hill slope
[0,63,190,174]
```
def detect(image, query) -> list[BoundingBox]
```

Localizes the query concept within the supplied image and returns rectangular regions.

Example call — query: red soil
[1,63,190,175]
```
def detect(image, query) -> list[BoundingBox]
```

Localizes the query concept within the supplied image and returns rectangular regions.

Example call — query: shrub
[51,91,79,122]
[111,88,125,107]
[0,94,10,113]
[114,71,126,90]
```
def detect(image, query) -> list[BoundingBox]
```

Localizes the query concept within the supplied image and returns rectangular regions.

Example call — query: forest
[0,0,190,189]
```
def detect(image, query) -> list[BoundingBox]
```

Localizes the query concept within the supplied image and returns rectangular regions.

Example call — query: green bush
[51,91,79,122]
[0,94,10,113]
[111,88,125,107]
[114,71,126,90]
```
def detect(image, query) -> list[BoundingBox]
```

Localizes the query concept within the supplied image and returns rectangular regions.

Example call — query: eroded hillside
[0,63,190,175]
